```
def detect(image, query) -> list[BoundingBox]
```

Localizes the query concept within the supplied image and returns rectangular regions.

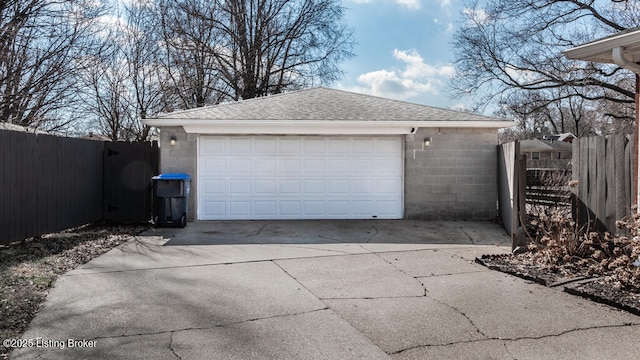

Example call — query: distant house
[0,122,50,135]
[520,136,573,170]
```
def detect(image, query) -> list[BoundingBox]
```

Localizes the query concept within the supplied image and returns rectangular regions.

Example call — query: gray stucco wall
[159,127,198,221]
[404,127,498,220]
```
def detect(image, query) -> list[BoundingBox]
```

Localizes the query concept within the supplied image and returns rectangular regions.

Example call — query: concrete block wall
[159,127,198,220]
[404,127,498,220]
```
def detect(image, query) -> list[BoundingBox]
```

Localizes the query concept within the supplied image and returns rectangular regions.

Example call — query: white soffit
[563,28,640,64]
[144,119,513,135]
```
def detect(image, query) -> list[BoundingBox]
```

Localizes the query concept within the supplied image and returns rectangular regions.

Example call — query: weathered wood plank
[605,136,616,231]
[595,137,606,225]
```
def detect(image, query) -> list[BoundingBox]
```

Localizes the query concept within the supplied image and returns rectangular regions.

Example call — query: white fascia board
[564,31,640,63]
[141,119,514,135]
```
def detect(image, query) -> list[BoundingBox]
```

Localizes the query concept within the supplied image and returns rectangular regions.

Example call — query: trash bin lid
[152,173,192,180]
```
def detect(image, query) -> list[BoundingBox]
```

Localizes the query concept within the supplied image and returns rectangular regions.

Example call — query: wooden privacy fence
[0,130,158,245]
[497,141,526,249]
[571,134,635,233]
[526,169,572,208]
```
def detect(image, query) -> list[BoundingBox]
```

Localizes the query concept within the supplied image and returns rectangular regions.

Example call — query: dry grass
[521,202,640,292]
[0,224,147,359]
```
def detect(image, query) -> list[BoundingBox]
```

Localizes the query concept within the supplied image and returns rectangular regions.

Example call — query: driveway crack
[244,223,270,238]
[86,308,332,342]
[169,331,181,359]
[459,227,475,244]
[371,252,428,296]
[388,323,640,356]
[366,226,379,243]
[425,292,487,337]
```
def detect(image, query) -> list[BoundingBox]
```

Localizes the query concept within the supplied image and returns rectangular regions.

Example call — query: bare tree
[122,3,170,140]
[0,0,103,131]
[158,0,354,104]
[451,0,640,136]
[79,1,171,141]
[156,0,229,109]
[79,40,136,141]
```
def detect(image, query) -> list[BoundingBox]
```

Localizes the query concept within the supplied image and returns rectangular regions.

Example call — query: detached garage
[144,87,511,221]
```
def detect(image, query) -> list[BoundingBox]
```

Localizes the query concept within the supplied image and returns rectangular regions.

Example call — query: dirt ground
[0,224,147,359]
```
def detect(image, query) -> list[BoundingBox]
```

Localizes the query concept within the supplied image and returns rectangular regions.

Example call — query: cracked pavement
[11,220,640,359]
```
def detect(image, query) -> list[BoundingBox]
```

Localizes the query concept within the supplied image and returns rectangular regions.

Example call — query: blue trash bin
[152,173,191,228]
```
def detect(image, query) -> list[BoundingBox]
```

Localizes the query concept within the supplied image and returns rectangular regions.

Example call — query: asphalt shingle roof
[157,87,505,122]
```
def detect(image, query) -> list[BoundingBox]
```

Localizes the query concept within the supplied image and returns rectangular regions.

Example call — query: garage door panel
[230,201,251,216]
[304,138,325,153]
[201,159,226,175]
[202,179,225,195]
[303,201,324,215]
[229,180,251,194]
[352,200,375,215]
[255,158,277,174]
[280,138,301,153]
[304,179,325,193]
[255,201,276,216]
[351,179,375,193]
[280,159,301,174]
[328,138,350,153]
[198,136,403,220]
[255,138,277,153]
[353,138,374,153]
[303,159,325,174]
[201,137,226,153]
[328,200,349,215]
[230,159,251,174]
[230,138,252,153]
[279,201,300,215]
[376,159,403,173]
[328,159,349,173]
[280,179,301,193]
[376,138,402,154]
[254,179,276,194]
[376,178,403,193]
[328,180,349,193]
[377,200,402,215]
[202,201,226,217]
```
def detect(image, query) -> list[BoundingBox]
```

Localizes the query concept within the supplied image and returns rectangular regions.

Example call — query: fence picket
[0,129,158,245]
[572,134,634,233]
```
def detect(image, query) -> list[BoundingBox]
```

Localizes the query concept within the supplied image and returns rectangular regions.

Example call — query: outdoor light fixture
[170,136,177,146]
[413,136,433,159]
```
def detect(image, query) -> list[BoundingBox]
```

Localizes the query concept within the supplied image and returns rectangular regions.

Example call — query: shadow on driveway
[142,220,511,247]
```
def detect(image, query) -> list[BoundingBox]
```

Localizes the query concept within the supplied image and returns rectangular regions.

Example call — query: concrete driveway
[11,220,640,359]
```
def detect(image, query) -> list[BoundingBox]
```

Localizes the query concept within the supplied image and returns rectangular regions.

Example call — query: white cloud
[462,7,490,26]
[117,0,154,7]
[348,0,420,10]
[395,0,421,10]
[350,49,454,100]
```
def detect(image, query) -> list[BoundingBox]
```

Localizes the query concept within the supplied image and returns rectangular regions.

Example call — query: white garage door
[198,136,403,220]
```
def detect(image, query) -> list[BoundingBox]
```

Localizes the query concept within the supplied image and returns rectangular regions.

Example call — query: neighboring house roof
[144,87,512,135]
[520,139,573,153]
[0,122,50,134]
[556,133,575,142]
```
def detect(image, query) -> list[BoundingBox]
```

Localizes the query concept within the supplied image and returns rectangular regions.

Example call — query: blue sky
[335,0,467,109]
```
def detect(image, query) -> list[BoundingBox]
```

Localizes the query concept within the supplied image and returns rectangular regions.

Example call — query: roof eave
[563,29,640,65]
[141,119,514,135]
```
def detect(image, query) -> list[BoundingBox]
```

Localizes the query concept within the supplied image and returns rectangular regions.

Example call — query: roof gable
[157,87,503,122]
